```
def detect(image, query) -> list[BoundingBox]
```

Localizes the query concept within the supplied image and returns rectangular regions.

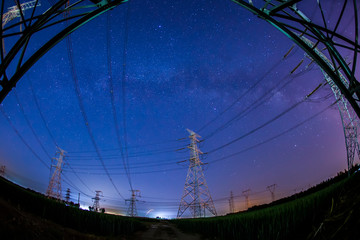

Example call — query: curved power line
[66,27,125,200]
[0,105,49,168]
[0,105,92,197]
[197,57,284,134]
[207,100,305,154]
[203,69,309,140]
[207,101,336,165]
[120,2,132,192]
[28,79,94,193]
[13,89,53,160]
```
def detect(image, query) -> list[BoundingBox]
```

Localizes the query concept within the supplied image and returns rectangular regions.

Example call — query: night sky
[0,0,357,218]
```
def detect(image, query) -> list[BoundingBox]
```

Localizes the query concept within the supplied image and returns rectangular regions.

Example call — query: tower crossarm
[2,0,41,28]
[231,0,360,119]
[300,36,360,172]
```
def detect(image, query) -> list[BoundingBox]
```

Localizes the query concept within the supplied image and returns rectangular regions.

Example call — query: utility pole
[267,184,277,202]
[177,129,217,218]
[229,191,235,214]
[242,189,251,210]
[92,190,103,212]
[65,188,71,203]
[126,190,140,217]
[46,147,66,200]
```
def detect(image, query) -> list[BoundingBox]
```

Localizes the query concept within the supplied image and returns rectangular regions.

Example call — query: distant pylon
[46,147,66,200]
[177,129,217,218]
[229,191,235,214]
[242,189,251,210]
[92,190,103,212]
[0,165,5,177]
[126,190,140,217]
[65,188,71,203]
[267,184,277,202]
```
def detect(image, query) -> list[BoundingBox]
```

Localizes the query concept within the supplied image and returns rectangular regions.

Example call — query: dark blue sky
[0,0,357,218]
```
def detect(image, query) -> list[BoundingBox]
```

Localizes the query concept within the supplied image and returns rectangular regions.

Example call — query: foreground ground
[131,222,201,240]
[1,170,360,239]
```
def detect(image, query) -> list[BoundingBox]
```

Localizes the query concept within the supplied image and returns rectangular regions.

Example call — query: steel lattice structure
[177,129,217,218]
[126,189,140,217]
[232,0,360,119]
[0,0,127,103]
[46,147,66,200]
[301,36,360,173]
[92,190,103,212]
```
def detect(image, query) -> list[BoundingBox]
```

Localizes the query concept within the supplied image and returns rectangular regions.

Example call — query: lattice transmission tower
[232,0,360,173]
[46,147,66,200]
[177,129,217,218]
[299,37,360,173]
[126,190,141,217]
[91,190,103,212]
[0,165,5,177]
[1,0,40,28]
[232,0,360,119]
[229,191,235,214]
[0,0,127,103]
[242,189,251,210]
[267,184,277,202]
[65,188,71,203]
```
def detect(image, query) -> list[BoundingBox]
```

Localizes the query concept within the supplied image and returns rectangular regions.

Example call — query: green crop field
[1,170,359,239]
[0,176,147,238]
[173,171,360,240]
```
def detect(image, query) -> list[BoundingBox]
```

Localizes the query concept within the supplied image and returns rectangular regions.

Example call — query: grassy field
[1,170,359,239]
[0,176,147,239]
[173,170,360,240]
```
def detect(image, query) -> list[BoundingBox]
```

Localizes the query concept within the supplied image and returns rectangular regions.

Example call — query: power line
[203,69,308,140]
[0,105,49,169]
[0,105,92,198]
[120,2,132,192]
[66,145,187,159]
[28,80,58,147]
[63,99,334,176]
[197,57,284,134]
[106,10,132,191]
[66,22,125,200]
[206,98,306,155]
[207,101,336,165]
[28,79,94,194]
[13,89,52,160]
[66,138,187,153]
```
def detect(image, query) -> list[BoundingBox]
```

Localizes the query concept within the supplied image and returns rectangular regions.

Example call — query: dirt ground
[0,196,203,240]
[131,221,202,240]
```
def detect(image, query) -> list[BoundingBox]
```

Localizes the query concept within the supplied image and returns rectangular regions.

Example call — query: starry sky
[0,0,358,218]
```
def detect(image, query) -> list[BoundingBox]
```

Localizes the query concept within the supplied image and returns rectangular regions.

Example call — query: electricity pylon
[229,191,235,213]
[1,0,41,28]
[92,190,103,212]
[0,0,127,103]
[232,0,360,119]
[242,189,251,210]
[0,165,5,177]
[299,37,360,173]
[267,184,277,202]
[177,129,217,218]
[46,147,66,200]
[126,190,140,217]
[65,188,71,203]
